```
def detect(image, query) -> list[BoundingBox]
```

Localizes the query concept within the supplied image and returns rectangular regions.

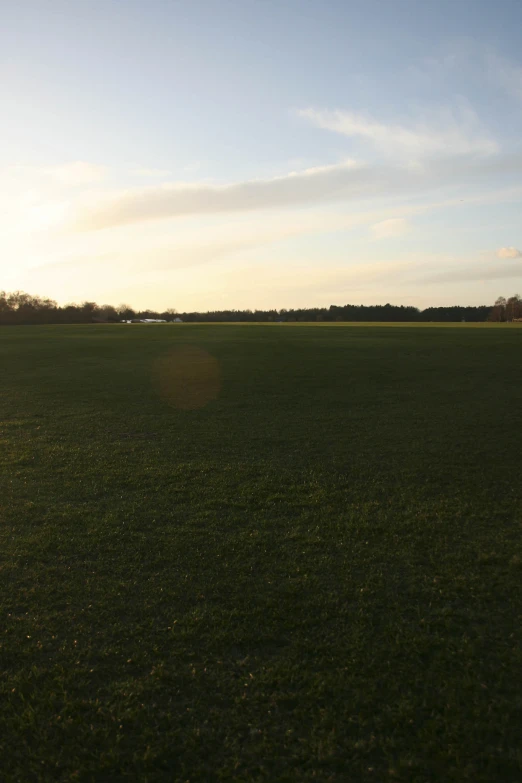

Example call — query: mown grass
[1,323,521,782]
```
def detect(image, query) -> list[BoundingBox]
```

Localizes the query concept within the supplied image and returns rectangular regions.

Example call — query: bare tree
[488,296,507,322]
[506,294,521,322]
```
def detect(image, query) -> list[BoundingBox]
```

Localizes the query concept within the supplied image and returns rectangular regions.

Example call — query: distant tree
[488,297,507,322]
[0,288,506,326]
[80,302,99,321]
[98,304,119,322]
[117,303,136,320]
[0,291,9,313]
[505,294,521,322]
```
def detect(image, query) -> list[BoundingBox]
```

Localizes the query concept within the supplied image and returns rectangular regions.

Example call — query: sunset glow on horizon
[2,0,522,311]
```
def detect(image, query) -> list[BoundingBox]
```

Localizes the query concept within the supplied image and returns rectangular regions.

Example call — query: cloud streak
[66,152,522,232]
[298,107,498,158]
[371,217,410,239]
[497,246,522,259]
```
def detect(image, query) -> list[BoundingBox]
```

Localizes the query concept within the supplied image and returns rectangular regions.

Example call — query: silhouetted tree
[0,289,510,326]
[116,303,136,320]
[488,297,507,322]
[506,294,521,322]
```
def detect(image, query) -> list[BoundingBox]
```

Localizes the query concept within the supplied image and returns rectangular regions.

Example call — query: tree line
[0,289,520,325]
[487,295,522,322]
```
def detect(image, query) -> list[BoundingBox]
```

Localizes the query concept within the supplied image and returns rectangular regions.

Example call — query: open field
[1,323,522,782]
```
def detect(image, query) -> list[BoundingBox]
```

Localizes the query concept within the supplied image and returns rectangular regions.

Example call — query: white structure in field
[121,318,182,323]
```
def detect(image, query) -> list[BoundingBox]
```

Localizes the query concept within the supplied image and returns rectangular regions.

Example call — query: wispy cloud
[66,160,367,231]
[36,206,410,275]
[64,151,522,232]
[298,106,498,159]
[371,217,410,239]
[497,246,522,259]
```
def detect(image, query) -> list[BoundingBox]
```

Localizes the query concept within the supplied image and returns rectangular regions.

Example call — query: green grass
[1,323,521,782]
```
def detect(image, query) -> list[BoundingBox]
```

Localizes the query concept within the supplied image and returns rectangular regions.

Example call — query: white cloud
[65,160,367,230]
[497,246,522,259]
[63,150,522,232]
[34,206,410,275]
[371,218,410,239]
[298,107,498,159]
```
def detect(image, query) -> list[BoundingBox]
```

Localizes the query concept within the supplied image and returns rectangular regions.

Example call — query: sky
[1,0,522,311]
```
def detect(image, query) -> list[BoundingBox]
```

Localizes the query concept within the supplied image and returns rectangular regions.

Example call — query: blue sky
[1,0,522,310]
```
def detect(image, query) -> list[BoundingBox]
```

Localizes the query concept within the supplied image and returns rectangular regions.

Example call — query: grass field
[1,323,522,782]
